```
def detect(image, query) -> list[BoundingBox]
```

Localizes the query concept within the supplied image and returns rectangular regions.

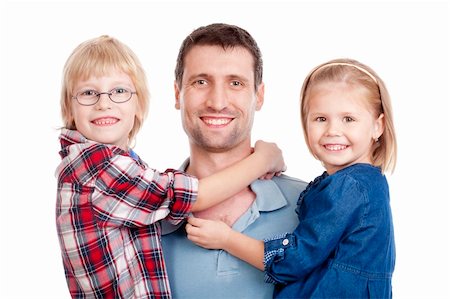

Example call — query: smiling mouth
[324,144,349,151]
[201,117,233,126]
[92,118,119,126]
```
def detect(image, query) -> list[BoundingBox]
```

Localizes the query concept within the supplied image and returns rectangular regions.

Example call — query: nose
[325,119,343,137]
[206,85,228,112]
[95,93,112,110]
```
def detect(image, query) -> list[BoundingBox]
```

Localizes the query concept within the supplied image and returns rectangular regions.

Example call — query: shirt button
[282,238,289,246]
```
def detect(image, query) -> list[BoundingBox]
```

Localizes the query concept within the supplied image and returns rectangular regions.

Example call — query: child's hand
[253,140,287,179]
[186,216,232,250]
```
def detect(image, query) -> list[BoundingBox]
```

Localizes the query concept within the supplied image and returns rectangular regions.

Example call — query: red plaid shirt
[55,129,197,298]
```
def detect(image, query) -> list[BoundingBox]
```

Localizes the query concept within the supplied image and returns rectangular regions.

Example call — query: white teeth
[93,118,117,125]
[203,118,231,125]
[325,144,348,151]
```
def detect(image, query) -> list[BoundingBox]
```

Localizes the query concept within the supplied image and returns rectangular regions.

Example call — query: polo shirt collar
[251,179,288,212]
[180,158,288,212]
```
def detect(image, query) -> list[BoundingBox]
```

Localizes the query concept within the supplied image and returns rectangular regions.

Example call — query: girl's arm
[186,216,264,270]
[191,140,285,212]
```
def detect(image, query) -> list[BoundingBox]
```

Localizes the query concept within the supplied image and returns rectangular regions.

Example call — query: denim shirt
[264,163,395,299]
[161,160,307,299]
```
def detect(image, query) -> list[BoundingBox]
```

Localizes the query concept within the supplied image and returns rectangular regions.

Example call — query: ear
[255,82,265,111]
[174,81,181,110]
[373,113,385,140]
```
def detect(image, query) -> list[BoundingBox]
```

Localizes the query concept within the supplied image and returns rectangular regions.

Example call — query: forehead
[183,45,254,78]
[308,82,372,112]
[73,70,134,89]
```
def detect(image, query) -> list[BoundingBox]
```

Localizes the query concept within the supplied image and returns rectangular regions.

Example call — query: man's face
[175,45,264,152]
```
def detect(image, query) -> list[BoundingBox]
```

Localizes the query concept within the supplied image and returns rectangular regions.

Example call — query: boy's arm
[90,145,192,227]
[186,217,264,270]
[191,140,285,212]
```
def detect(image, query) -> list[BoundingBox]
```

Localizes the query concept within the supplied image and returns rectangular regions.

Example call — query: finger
[186,232,198,242]
[187,216,202,226]
[260,173,272,180]
[187,233,207,247]
[265,173,275,180]
[185,223,193,233]
[186,224,201,238]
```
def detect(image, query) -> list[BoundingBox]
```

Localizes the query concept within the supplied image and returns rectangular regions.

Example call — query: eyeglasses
[73,88,136,106]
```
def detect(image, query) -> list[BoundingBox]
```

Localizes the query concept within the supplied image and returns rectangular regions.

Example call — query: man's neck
[186,143,256,225]
[186,145,252,179]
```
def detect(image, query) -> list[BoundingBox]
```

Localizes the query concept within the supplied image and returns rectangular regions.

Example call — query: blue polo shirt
[162,173,307,299]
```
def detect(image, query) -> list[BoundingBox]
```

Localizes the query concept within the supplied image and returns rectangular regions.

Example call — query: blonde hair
[300,58,397,173]
[60,35,149,144]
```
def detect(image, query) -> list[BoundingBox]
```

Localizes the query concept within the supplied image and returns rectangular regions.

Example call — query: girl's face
[305,82,384,174]
[71,71,138,150]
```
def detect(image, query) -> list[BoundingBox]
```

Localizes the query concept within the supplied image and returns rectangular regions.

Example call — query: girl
[187,58,397,298]
[56,35,286,298]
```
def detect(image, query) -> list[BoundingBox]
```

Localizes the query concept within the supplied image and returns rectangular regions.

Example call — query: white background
[1,1,449,298]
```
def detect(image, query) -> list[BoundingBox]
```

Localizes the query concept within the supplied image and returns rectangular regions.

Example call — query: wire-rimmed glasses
[73,88,136,106]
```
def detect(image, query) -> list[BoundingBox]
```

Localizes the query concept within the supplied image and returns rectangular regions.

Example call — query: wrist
[222,227,234,251]
[250,151,267,170]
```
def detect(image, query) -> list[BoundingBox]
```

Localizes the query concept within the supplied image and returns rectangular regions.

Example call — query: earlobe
[373,113,385,140]
[255,83,265,111]
[174,81,181,110]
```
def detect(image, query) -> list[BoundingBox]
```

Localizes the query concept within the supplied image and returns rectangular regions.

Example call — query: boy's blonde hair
[60,35,149,144]
[300,58,397,173]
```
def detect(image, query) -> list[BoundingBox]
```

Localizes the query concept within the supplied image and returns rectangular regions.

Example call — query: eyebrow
[186,72,251,81]
[227,74,250,84]
[184,73,210,83]
[75,80,134,89]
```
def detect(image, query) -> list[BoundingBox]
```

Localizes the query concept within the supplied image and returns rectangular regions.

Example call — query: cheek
[130,108,139,125]
[124,103,139,127]
[71,107,85,128]
[306,124,320,140]
[238,96,257,117]
[180,92,201,112]
[306,131,318,150]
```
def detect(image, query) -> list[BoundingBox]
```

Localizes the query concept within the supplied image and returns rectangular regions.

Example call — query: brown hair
[174,23,263,90]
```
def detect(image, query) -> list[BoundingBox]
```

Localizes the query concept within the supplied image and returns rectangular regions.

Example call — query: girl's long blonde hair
[300,58,397,173]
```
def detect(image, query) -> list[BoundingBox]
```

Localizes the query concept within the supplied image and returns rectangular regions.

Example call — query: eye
[193,79,208,86]
[343,116,355,122]
[315,117,326,122]
[79,89,98,97]
[229,80,246,90]
[111,87,129,94]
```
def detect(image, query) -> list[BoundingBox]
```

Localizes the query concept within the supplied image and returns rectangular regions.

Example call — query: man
[161,23,307,298]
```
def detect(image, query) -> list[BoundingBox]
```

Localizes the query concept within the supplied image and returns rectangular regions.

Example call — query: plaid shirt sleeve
[62,143,198,227]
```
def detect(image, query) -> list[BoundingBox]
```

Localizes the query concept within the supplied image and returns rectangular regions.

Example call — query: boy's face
[71,71,138,150]
[174,45,264,153]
